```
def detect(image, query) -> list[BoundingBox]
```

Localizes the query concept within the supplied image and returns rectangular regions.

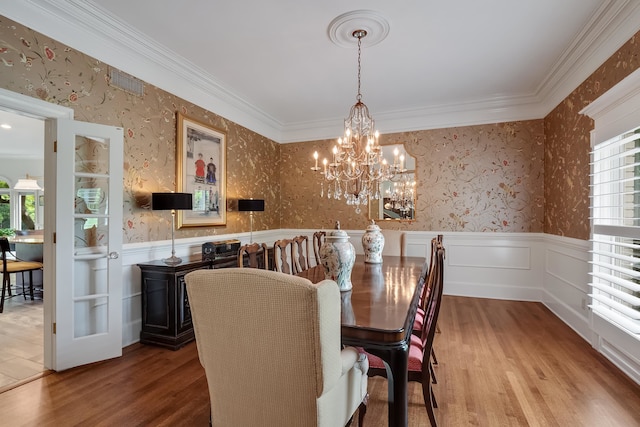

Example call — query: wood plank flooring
[0,296,639,426]
[0,288,44,390]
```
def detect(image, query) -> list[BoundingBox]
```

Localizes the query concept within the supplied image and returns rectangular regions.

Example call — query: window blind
[590,126,640,335]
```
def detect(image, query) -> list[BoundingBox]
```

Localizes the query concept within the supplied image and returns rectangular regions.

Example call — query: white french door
[48,119,123,370]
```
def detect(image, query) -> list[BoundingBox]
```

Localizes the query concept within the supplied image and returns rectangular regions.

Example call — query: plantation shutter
[590,126,640,335]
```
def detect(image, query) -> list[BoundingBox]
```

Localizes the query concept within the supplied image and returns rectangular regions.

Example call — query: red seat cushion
[413,310,425,334]
[366,334,423,372]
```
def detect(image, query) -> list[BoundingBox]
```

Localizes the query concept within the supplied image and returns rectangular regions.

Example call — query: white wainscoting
[541,234,591,341]
[120,229,285,346]
[118,229,640,385]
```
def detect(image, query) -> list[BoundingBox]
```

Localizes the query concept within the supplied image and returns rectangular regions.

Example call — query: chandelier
[311,29,404,213]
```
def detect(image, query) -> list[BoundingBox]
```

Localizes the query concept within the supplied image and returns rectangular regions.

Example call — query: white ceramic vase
[319,221,356,292]
[362,220,384,263]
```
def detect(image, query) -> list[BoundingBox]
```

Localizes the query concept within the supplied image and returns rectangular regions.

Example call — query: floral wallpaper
[281,121,545,232]
[2,15,640,243]
[544,31,640,240]
[0,17,281,244]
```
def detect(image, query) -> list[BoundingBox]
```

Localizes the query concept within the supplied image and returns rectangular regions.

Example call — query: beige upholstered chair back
[185,268,348,427]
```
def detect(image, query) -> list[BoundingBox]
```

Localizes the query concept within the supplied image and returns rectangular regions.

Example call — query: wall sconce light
[152,192,193,265]
[238,199,265,243]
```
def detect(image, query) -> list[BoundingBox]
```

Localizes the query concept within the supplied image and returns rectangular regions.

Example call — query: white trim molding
[117,229,639,385]
[3,1,640,143]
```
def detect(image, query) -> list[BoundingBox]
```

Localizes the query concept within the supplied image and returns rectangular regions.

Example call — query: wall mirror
[369,144,416,221]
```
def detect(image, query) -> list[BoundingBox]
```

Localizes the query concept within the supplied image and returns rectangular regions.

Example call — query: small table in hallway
[297,255,426,427]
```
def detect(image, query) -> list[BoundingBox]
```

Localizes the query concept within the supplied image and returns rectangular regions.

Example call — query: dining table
[297,254,426,427]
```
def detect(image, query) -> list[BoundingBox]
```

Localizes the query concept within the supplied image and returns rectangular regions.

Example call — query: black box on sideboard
[202,239,241,261]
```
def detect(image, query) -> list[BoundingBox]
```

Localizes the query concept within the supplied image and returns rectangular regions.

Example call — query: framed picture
[176,112,226,227]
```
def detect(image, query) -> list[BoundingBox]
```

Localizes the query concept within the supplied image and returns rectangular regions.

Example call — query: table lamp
[238,199,264,243]
[152,192,193,265]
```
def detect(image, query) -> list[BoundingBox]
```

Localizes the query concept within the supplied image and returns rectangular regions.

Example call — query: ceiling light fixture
[14,174,42,191]
[312,28,403,213]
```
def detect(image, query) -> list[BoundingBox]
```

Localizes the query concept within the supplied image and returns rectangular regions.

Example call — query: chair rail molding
[117,229,639,386]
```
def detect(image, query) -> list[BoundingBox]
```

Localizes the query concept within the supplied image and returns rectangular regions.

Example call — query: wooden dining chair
[292,235,310,274]
[273,239,295,274]
[415,236,442,333]
[366,245,445,427]
[237,242,269,269]
[312,231,326,266]
[0,237,44,313]
[413,236,444,382]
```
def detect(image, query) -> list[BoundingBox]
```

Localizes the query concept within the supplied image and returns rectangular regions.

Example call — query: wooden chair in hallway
[0,237,43,313]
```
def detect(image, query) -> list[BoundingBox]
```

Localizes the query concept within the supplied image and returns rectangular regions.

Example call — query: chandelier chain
[356,32,362,102]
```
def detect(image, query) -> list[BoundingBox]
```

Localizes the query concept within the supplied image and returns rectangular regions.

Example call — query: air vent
[109,67,145,97]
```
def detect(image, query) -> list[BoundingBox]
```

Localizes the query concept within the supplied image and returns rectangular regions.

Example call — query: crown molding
[0,0,286,141]
[2,0,640,144]
[535,0,640,116]
[278,93,547,143]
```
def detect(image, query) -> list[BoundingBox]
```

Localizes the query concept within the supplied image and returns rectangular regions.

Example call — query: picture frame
[176,112,226,227]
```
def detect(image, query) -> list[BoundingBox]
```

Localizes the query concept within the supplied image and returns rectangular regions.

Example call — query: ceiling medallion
[328,10,390,48]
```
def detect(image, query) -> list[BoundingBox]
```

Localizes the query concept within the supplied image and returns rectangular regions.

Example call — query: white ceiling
[2,0,640,145]
[0,110,44,159]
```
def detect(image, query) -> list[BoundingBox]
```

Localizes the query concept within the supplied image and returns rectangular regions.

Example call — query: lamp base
[162,255,182,266]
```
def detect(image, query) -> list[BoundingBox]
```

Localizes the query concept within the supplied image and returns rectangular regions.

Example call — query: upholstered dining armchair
[184,268,368,427]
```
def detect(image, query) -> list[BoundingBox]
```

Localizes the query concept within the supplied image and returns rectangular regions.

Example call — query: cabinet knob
[108,251,119,259]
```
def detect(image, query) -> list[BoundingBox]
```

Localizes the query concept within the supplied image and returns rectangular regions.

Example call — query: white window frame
[0,177,43,231]
[582,68,640,342]
[0,176,14,230]
[14,189,40,231]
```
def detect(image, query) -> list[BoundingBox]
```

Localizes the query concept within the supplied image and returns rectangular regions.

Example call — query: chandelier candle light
[311,29,405,213]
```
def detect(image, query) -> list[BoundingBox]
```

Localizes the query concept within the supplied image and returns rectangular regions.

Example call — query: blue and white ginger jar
[319,221,356,292]
[362,220,384,264]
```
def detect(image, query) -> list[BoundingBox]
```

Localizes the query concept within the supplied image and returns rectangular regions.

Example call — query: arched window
[0,177,40,231]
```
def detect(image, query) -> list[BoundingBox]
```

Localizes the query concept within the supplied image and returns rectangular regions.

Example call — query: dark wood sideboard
[138,255,237,350]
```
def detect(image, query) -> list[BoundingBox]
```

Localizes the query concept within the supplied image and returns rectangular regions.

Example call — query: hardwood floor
[0,296,639,426]
[0,287,44,391]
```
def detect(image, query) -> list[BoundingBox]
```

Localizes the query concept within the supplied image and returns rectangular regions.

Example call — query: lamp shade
[152,192,193,210]
[238,199,265,212]
[14,178,42,191]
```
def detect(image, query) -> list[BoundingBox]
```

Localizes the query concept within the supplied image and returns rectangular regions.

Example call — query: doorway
[0,110,45,390]
[0,87,73,385]
[1,88,125,374]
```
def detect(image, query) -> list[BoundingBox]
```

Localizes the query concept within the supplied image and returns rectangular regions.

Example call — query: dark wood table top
[297,255,426,347]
